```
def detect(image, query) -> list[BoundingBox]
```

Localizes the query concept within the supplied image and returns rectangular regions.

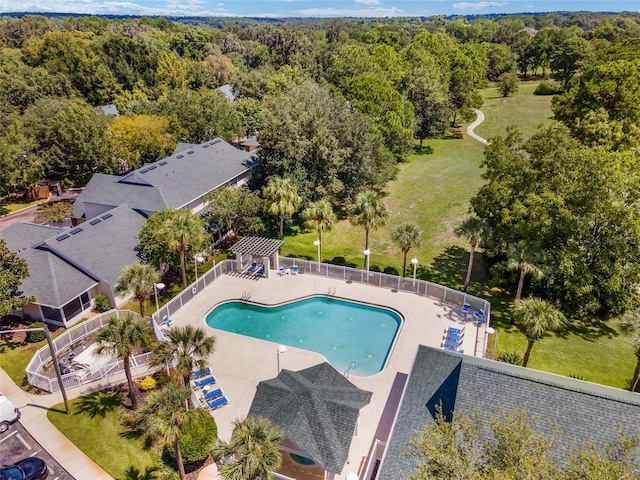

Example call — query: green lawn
[48,393,158,480]
[0,196,45,216]
[281,84,637,391]
[0,340,46,388]
[475,81,554,140]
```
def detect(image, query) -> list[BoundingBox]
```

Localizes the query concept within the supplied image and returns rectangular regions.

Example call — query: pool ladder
[327,287,336,297]
[343,361,356,378]
[241,291,251,303]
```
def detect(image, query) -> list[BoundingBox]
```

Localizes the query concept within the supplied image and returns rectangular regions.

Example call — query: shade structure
[231,236,284,257]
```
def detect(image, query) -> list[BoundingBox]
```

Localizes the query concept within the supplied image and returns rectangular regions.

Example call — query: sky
[0,0,637,18]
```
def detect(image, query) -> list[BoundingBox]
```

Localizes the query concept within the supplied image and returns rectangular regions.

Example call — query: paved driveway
[0,421,75,480]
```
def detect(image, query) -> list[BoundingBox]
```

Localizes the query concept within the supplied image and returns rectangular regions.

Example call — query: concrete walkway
[0,369,113,480]
[466,108,489,145]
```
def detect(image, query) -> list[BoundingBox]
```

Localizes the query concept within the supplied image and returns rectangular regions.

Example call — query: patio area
[170,271,490,480]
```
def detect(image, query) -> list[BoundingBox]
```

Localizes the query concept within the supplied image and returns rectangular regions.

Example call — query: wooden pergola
[231,236,284,278]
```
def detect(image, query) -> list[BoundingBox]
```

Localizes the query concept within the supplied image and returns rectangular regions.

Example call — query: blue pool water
[205,296,402,376]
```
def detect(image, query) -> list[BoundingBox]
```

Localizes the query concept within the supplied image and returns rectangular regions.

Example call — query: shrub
[27,322,45,343]
[383,266,399,276]
[534,80,562,96]
[568,373,587,381]
[370,265,381,273]
[177,409,218,464]
[93,294,111,313]
[497,351,523,365]
[139,376,157,391]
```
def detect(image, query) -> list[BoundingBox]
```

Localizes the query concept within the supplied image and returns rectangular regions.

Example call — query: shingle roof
[72,173,167,219]
[216,84,236,102]
[72,139,256,219]
[231,236,283,257]
[0,223,65,253]
[18,247,98,308]
[248,362,372,474]
[173,143,198,154]
[377,346,640,479]
[43,205,146,287]
[129,138,256,208]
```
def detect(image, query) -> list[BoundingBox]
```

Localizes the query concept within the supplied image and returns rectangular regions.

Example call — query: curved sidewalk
[0,369,113,480]
[466,108,489,145]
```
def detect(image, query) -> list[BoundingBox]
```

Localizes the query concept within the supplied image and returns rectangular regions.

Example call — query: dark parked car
[0,457,48,480]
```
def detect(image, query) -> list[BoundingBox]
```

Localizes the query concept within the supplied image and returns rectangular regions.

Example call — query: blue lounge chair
[291,265,299,275]
[461,303,471,315]
[190,367,211,379]
[447,326,465,335]
[203,388,223,400]
[194,376,216,388]
[207,396,229,410]
[443,339,463,349]
[256,264,265,276]
[445,332,464,341]
[278,266,286,276]
[162,316,173,326]
[474,310,485,324]
[246,261,257,273]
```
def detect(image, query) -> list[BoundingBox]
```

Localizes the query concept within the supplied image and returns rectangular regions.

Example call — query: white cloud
[453,1,508,9]
[355,0,381,5]
[0,0,232,16]
[296,6,405,17]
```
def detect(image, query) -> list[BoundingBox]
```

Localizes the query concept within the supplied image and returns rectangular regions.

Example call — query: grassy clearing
[0,196,45,216]
[475,81,554,140]
[281,84,637,391]
[48,392,158,480]
[0,340,46,387]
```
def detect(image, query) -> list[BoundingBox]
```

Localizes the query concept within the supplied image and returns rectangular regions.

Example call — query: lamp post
[485,327,499,360]
[313,239,321,272]
[276,345,287,373]
[411,257,419,285]
[1,326,70,414]
[194,254,205,281]
[363,249,371,275]
[154,282,165,314]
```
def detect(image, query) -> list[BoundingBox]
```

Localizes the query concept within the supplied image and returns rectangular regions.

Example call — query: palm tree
[151,325,215,387]
[511,298,567,368]
[162,209,208,288]
[391,222,423,277]
[95,312,153,409]
[211,415,285,480]
[114,263,159,318]
[620,312,640,392]
[263,176,301,241]
[454,217,486,292]
[302,198,336,261]
[506,240,545,301]
[348,190,388,266]
[137,383,193,480]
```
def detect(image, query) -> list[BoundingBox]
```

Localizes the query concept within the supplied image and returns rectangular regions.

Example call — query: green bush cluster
[497,351,523,365]
[26,322,45,343]
[177,409,218,464]
[534,80,562,95]
[93,294,111,312]
[139,376,157,391]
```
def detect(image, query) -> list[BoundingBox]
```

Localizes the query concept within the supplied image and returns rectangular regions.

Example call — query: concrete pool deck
[172,272,489,480]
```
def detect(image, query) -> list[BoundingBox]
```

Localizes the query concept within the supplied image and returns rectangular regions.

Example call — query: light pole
[485,327,499,360]
[1,326,70,414]
[411,257,419,285]
[276,345,287,373]
[194,254,205,281]
[154,282,165,314]
[363,249,371,275]
[313,239,321,272]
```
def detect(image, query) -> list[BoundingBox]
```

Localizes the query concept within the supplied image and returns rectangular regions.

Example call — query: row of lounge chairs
[278,265,299,275]
[442,325,465,354]
[191,367,229,410]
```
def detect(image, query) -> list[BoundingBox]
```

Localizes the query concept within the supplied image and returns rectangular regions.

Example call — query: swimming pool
[205,296,402,376]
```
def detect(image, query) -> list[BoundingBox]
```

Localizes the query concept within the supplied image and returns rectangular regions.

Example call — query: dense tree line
[1,11,638,194]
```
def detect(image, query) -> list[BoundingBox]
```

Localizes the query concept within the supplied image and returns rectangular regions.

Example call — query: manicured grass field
[0,196,45,216]
[281,82,637,391]
[48,393,158,480]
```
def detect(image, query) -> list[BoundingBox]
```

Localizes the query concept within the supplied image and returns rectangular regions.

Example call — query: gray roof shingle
[248,362,372,474]
[18,248,98,308]
[377,346,640,479]
[44,205,146,287]
[0,223,65,253]
[72,138,256,219]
